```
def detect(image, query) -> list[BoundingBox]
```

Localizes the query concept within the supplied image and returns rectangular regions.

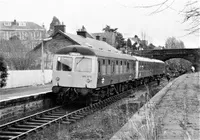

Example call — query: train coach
[52,45,165,104]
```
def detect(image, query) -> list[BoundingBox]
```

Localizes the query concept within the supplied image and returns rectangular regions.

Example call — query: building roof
[34,30,120,54]
[62,31,119,52]
[0,20,45,31]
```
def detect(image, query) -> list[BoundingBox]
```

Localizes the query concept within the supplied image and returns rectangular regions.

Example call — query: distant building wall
[0,20,46,50]
[92,31,117,47]
[4,70,52,88]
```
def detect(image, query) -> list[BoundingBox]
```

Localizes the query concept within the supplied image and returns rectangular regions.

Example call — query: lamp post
[41,37,52,85]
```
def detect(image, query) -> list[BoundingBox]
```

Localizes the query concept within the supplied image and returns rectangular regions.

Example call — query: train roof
[132,55,164,63]
[55,45,137,60]
[132,55,154,62]
[151,59,165,63]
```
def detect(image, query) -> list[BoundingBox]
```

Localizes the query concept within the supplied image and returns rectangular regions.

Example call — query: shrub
[0,55,8,88]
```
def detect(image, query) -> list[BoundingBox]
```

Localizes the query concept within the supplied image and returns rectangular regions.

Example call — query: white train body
[52,45,165,102]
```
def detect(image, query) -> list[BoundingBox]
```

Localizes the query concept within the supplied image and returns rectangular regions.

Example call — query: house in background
[92,31,117,48]
[0,19,46,50]
[30,24,120,69]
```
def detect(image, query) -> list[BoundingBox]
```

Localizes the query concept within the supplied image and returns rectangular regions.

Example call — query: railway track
[0,90,130,140]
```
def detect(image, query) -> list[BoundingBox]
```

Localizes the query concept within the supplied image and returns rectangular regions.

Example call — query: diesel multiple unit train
[52,45,165,103]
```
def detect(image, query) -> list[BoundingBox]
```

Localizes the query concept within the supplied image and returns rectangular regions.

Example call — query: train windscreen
[75,57,92,72]
[57,56,73,71]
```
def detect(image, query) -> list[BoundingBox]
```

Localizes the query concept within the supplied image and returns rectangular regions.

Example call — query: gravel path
[155,72,200,140]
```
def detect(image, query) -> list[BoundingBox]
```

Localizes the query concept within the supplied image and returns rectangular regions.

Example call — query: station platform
[0,84,52,102]
[110,72,200,140]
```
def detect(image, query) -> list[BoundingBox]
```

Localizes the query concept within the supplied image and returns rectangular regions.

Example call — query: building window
[103,37,106,42]
[96,36,100,40]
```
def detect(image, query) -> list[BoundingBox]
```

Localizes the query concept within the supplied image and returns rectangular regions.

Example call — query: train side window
[130,61,133,73]
[124,61,127,73]
[103,59,105,65]
[101,59,106,75]
[120,61,122,74]
[127,62,129,72]
[108,60,110,65]
[107,59,111,75]
[115,60,119,74]
[112,61,115,73]
[98,60,101,73]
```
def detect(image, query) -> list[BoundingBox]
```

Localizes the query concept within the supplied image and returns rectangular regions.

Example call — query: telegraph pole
[41,38,45,85]
[41,37,52,85]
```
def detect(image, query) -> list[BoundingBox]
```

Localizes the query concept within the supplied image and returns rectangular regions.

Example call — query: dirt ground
[25,78,169,140]
[154,72,200,140]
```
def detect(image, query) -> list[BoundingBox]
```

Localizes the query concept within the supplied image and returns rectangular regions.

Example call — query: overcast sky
[0,0,199,48]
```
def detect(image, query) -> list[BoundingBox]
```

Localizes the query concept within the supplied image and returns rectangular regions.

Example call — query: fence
[4,70,52,88]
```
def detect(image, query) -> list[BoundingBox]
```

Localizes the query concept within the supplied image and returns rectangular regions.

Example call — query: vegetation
[48,16,61,35]
[183,0,199,35]
[0,55,8,88]
[164,37,191,75]
[165,37,185,49]
[102,25,126,50]
[0,38,37,70]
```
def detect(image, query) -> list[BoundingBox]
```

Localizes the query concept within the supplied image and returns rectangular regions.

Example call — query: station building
[30,25,120,69]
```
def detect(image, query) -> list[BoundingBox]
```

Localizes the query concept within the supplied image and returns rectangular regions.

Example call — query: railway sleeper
[8,127,30,132]
[0,131,22,135]
[69,116,82,120]
[51,113,66,116]
[36,118,53,121]
[15,124,38,128]
[30,119,49,123]
[45,114,65,117]
[42,115,60,119]
[0,135,14,139]
[25,122,44,125]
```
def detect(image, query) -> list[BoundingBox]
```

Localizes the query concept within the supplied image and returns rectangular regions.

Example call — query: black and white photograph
[0,0,199,139]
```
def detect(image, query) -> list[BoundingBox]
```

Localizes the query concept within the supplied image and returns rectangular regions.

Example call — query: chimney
[77,26,87,38]
[54,24,66,33]
[12,19,17,25]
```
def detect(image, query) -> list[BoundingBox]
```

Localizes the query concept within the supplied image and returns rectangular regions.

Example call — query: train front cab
[52,53,98,94]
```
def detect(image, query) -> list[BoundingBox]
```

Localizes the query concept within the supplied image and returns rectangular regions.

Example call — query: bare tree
[165,37,185,49]
[0,39,37,70]
[115,0,199,34]
[183,1,200,35]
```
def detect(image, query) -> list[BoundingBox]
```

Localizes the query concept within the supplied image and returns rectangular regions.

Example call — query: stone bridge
[132,48,200,71]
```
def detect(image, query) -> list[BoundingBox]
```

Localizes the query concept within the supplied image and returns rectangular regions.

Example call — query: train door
[111,59,116,84]
[135,60,139,79]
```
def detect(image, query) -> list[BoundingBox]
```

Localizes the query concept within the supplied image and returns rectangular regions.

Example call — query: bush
[0,55,8,88]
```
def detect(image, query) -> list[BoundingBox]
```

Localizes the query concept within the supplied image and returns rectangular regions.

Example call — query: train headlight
[56,77,60,81]
[101,78,105,84]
